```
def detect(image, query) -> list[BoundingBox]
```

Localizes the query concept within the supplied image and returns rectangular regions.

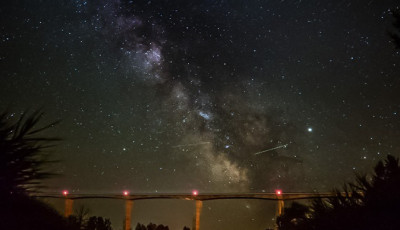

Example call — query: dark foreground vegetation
[135,222,190,230]
[0,110,67,230]
[0,111,116,230]
[276,154,400,230]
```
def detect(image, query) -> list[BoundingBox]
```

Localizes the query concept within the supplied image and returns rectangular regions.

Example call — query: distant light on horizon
[62,190,68,196]
[123,190,129,196]
[192,190,198,196]
[275,189,282,195]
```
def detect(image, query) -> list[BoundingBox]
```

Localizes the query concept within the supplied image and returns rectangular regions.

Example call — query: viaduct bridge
[35,191,337,230]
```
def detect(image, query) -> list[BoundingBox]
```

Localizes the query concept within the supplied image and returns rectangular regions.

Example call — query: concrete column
[64,199,73,217]
[274,194,284,230]
[125,200,133,230]
[194,200,203,230]
[277,199,284,216]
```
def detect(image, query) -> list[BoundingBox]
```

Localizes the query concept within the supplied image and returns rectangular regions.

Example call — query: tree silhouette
[276,202,309,230]
[66,205,91,230]
[155,224,169,230]
[85,216,112,230]
[66,215,82,230]
[0,110,59,195]
[76,205,91,228]
[135,223,147,230]
[277,155,400,230]
[134,223,170,230]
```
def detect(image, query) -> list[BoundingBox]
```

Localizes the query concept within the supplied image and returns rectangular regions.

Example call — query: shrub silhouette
[0,110,59,195]
[0,110,68,230]
[277,155,400,230]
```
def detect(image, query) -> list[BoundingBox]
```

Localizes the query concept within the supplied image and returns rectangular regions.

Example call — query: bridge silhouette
[35,192,337,230]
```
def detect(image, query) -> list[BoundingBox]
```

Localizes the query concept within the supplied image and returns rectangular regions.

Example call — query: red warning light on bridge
[275,189,282,195]
[192,190,199,196]
[62,190,69,196]
[123,190,129,196]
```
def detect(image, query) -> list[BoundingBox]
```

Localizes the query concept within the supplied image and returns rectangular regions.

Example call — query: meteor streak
[254,144,288,155]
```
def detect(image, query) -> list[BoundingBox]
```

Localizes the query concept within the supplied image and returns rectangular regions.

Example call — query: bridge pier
[125,200,133,230]
[64,198,73,217]
[274,194,284,230]
[194,200,203,230]
[276,198,284,216]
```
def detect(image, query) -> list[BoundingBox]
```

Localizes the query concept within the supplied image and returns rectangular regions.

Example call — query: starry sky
[1,0,400,229]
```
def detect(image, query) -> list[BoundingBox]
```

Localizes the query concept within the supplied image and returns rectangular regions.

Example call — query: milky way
[82,0,310,192]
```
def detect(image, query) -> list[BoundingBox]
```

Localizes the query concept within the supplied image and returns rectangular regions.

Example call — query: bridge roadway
[35,192,336,201]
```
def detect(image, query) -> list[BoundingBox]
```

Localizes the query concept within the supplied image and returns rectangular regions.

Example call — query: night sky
[1,0,400,229]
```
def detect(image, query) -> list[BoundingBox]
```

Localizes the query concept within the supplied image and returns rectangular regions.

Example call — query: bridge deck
[34,192,336,201]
